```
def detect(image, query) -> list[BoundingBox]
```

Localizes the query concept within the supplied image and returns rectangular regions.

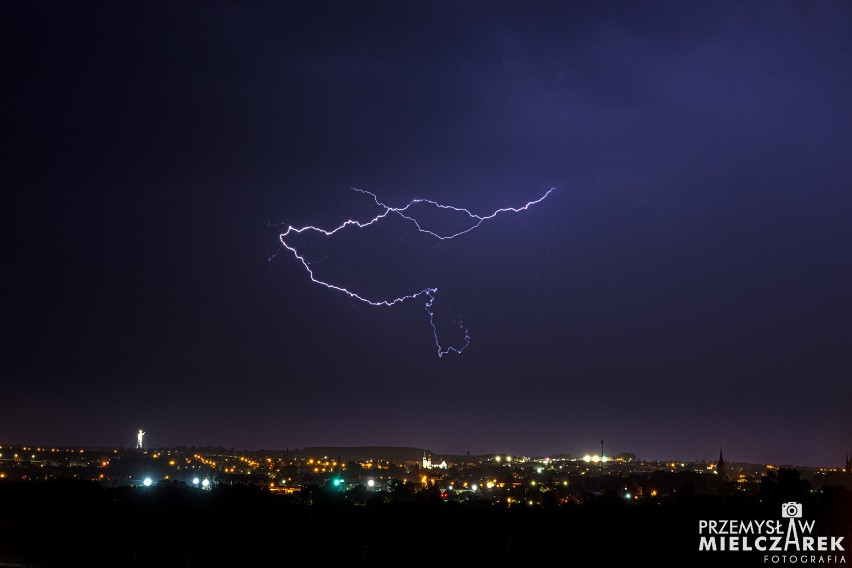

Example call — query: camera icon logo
[782,502,803,518]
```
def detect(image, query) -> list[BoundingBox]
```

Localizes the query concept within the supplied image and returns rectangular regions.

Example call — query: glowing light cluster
[276,187,553,356]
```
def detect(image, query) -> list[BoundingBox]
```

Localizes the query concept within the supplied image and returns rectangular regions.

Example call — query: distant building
[422,452,446,470]
[716,448,727,480]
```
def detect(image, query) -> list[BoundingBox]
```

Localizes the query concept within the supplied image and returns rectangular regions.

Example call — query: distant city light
[506,456,512,462]
[0,444,780,509]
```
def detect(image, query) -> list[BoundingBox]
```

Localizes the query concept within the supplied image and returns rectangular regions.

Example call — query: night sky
[4,1,852,466]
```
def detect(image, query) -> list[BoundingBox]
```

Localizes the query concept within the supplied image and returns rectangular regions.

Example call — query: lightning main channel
[276,188,553,357]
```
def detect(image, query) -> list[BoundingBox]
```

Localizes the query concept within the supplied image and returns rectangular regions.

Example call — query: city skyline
[2,435,849,470]
[2,439,848,484]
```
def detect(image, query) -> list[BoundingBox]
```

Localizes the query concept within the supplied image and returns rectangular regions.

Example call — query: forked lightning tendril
[276,188,553,357]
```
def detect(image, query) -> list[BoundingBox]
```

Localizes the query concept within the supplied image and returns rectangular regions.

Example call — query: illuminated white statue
[136,429,145,450]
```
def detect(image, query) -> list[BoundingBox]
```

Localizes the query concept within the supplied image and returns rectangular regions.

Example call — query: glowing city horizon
[276,187,554,356]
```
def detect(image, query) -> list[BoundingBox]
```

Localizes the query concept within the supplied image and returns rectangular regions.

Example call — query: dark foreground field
[0,481,849,567]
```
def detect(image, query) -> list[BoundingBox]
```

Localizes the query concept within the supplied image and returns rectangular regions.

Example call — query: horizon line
[1,441,846,470]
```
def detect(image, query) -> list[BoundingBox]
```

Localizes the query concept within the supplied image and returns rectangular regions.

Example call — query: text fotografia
[698,503,845,564]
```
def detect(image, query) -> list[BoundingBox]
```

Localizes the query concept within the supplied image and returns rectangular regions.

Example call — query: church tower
[716,447,727,480]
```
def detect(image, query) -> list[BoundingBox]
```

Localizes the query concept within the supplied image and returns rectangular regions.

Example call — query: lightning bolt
[276,187,554,357]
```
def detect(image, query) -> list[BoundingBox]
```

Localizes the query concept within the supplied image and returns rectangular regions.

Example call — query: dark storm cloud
[2,1,851,465]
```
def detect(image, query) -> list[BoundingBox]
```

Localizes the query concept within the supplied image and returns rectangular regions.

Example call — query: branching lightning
[275,188,553,357]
